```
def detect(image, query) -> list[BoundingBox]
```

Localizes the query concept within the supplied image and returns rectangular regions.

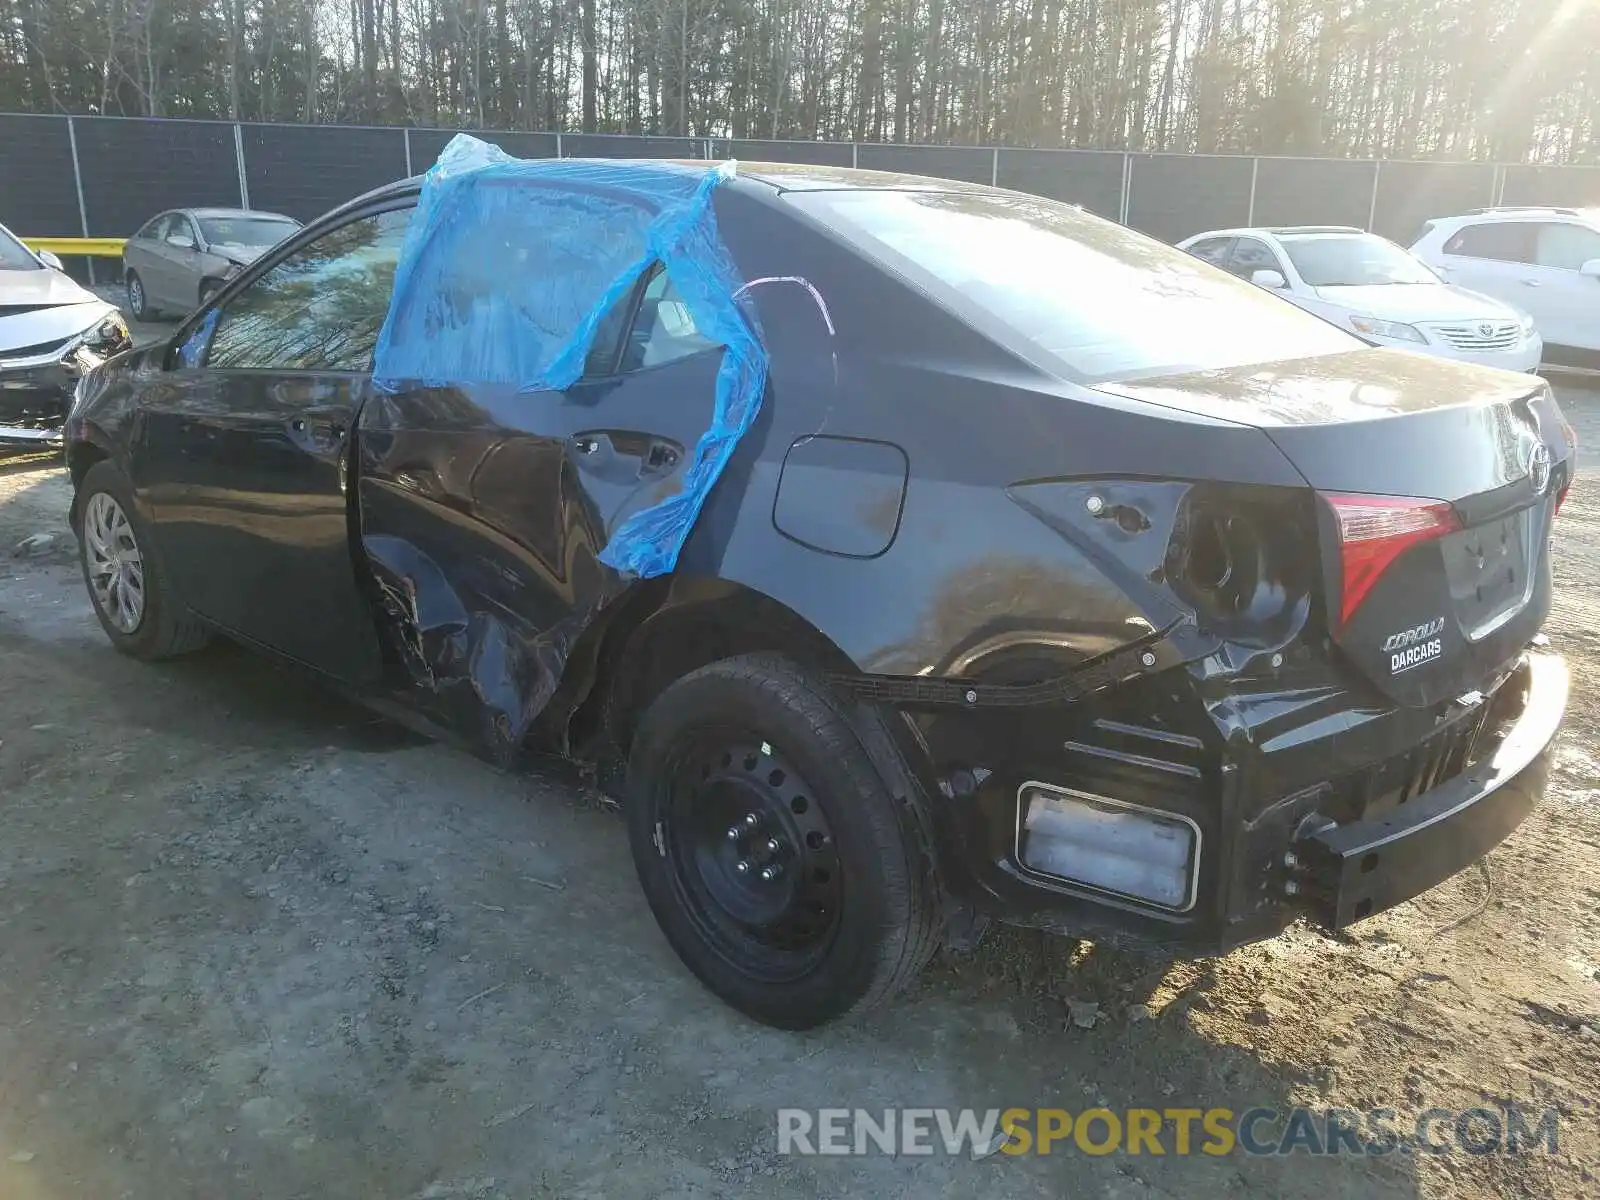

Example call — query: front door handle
[1521,279,1542,287]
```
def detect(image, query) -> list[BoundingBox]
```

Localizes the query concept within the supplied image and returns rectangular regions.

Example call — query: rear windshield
[199,216,299,248]
[785,189,1360,382]
[0,224,42,270]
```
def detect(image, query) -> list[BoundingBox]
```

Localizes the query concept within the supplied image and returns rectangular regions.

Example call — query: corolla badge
[1382,617,1445,675]
[1528,441,1552,496]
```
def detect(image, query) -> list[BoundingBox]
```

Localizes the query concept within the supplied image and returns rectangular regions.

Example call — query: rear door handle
[644,438,680,473]
[290,415,347,450]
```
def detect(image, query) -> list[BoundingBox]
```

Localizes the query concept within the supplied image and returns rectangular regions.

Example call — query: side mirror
[1251,269,1287,289]
[37,250,63,271]
[1580,258,1600,280]
[166,233,195,249]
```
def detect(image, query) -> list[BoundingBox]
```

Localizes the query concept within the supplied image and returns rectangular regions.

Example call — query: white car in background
[1410,206,1600,375]
[1177,225,1541,372]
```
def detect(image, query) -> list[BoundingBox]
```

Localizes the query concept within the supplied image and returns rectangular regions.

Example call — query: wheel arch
[560,574,863,764]
[65,438,111,530]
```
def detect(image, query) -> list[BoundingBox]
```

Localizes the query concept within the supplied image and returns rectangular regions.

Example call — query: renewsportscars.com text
[776,1105,1561,1157]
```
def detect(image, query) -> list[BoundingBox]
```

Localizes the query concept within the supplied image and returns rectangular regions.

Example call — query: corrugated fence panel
[0,114,79,236]
[560,134,701,159]
[1126,154,1253,241]
[713,139,855,166]
[1501,164,1600,208]
[242,124,408,222]
[407,128,558,171]
[855,144,994,184]
[1251,158,1378,230]
[74,117,242,236]
[996,149,1125,218]
[1371,161,1496,244]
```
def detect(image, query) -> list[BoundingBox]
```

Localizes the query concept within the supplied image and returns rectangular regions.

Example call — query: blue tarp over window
[371,134,767,578]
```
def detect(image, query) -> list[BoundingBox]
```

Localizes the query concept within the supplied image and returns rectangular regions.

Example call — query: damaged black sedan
[64,147,1572,1029]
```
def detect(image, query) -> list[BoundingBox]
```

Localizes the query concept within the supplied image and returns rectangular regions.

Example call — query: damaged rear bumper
[896,646,1565,952]
[1292,652,1565,930]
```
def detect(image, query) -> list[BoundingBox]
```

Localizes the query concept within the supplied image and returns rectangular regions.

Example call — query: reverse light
[1325,492,1461,628]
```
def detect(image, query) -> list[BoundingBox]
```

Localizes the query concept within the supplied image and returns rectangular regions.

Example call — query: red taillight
[1325,493,1461,629]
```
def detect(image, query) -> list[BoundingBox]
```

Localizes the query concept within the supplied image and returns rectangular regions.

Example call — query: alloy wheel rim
[129,278,143,310]
[664,733,843,983]
[83,492,146,634]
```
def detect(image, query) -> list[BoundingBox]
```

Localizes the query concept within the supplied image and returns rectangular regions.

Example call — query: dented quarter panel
[354,349,723,761]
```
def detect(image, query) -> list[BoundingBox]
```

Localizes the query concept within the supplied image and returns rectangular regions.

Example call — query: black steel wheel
[664,733,844,982]
[626,653,942,1029]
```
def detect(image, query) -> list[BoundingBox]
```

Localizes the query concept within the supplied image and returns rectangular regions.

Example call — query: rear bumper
[903,647,1565,952]
[1295,652,1566,928]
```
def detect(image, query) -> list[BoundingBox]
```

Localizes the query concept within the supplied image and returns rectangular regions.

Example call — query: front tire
[626,653,941,1028]
[76,460,210,660]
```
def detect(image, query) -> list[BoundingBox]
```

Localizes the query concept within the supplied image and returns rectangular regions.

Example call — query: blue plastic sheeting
[372,134,767,579]
[178,307,219,367]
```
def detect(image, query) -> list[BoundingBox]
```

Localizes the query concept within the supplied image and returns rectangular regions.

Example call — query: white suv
[1410,207,1600,373]
[1176,226,1541,372]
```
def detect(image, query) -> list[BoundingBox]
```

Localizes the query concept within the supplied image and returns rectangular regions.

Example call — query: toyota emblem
[1478,322,1496,338]
[1528,441,1553,495]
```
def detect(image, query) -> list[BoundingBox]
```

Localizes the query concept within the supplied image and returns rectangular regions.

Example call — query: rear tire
[76,460,211,660]
[125,271,150,320]
[626,653,941,1029]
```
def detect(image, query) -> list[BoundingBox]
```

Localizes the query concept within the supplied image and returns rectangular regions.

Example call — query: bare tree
[0,0,1594,162]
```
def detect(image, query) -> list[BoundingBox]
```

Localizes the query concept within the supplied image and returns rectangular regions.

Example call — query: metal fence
[6,112,1600,262]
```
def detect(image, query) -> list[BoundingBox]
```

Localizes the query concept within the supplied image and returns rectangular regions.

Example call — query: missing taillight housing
[1325,493,1461,629]
[1166,487,1312,648]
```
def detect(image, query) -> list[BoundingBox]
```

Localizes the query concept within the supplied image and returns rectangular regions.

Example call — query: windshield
[786,189,1359,383]
[1279,234,1439,286]
[198,216,299,248]
[0,224,43,270]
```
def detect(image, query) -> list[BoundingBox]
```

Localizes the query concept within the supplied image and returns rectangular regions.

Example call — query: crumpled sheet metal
[372,134,768,579]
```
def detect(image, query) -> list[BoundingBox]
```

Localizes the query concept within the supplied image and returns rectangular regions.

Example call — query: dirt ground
[2,379,1599,1199]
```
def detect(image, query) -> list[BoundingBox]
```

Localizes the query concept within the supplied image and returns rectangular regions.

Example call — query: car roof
[1183,226,1369,241]
[185,206,299,221]
[1433,206,1600,223]
[350,158,1003,207]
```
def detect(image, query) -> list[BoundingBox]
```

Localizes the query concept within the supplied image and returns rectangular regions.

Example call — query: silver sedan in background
[122,207,300,319]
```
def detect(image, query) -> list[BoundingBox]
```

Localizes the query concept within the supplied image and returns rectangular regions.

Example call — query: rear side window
[1442,222,1537,263]
[1186,237,1234,267]
[787,189,1357,383]
[622,267,719,371]
[206,207,411,372]
[1534,223,1600,271]
[1226,238,1283,278]
[583,264,721,377]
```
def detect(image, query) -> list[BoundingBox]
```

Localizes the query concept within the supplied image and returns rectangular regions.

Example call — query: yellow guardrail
[21,237,127,257]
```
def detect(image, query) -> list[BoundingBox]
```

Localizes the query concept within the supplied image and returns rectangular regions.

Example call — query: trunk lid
[1096,349,1572,707]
